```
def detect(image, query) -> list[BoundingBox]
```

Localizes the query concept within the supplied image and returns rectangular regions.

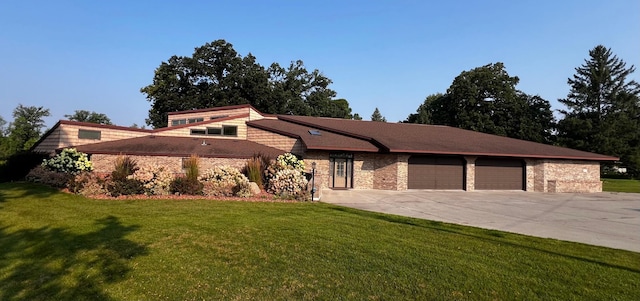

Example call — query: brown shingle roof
[277,115,618,161]
[247,119,379,152]
[73,135,284,158]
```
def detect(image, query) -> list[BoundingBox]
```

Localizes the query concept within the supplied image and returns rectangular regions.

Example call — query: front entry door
[331,158,352,189]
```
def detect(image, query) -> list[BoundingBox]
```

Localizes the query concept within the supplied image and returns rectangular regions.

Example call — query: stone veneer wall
[464,156,476,191]
[90,154,248,175]
[534,160,602,192]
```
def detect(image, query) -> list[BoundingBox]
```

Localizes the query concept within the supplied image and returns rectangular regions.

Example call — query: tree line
[2,42,638,176]
[403,45,639,176]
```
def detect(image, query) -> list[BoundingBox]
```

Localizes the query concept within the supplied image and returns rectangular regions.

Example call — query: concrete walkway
[320,189,640,252]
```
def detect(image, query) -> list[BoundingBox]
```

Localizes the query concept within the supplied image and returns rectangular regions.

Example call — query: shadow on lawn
[329,205,640,273]
[0,216,147,301]
[0,182,61,204]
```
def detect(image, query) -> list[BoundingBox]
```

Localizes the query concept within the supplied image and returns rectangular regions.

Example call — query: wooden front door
[331,158,352,189]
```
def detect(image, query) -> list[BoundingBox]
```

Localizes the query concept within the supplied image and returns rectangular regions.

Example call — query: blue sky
[1,0,638,128]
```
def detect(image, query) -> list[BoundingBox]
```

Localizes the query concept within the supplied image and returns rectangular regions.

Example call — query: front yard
[1,182,638,300]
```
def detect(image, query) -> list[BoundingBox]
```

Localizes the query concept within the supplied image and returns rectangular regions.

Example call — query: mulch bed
[64,189,300,202]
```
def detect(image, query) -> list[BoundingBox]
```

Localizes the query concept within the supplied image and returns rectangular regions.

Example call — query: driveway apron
[320,189,640,252]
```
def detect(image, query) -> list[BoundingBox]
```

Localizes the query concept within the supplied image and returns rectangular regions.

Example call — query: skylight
[308,129,321,136]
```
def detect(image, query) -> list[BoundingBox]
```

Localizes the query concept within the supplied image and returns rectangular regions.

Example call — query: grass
[602,178,640,193]
[1,182,639,300]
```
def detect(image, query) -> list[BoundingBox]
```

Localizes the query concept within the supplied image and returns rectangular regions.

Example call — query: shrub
[243,153,271,189]
[25,165,74,188]
[200,166,252,197]
[276,153,304,172]
[70,172,107,196]
[42,148,93,174]
[170,176,203,195]
[266,168,309,199]
[265,153,309,200]
[128,163,173,195]
[184,155,200,182]
[0,151,50,182]
[107,178,144,197]
[107,155,144,196]
[111,155,138,181]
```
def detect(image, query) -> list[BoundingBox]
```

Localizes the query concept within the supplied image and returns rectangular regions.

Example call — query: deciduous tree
[141,39,353,128]
[5,104,50,154]
[405,63,555,143]
[65,110,112,125]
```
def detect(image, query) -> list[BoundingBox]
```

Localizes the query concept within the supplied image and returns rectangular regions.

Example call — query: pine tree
[557,45,640,176]
[370,107,386,122]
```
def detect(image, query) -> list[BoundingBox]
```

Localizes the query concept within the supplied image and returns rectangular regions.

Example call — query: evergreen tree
[557,45,640,176]
[370,107,386,122]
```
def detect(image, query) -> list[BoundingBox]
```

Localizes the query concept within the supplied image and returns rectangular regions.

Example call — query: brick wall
[373,154,399,190]
[534,160,602,192]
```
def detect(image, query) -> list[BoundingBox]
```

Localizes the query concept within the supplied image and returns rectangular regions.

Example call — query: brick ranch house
[33,104,617,195]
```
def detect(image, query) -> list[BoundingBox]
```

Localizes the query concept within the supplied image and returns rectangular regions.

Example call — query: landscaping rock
[249,182,261,195]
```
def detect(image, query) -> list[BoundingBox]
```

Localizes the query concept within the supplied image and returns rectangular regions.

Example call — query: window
[188,117,204,124]
[190,129,206,135]
[207,127,222,135]
[78,129,101,140]
[171,119,186,126]
[223,125,237,136]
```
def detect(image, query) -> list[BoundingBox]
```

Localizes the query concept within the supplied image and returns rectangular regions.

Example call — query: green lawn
[1,183,639,300]
[603,178,640,193]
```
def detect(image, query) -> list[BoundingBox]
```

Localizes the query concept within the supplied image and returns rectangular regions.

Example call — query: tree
[557,45,640,176]
[5,104,50,154]
[370,107,386,122]
[141,39,354,128]
[406,63,555,143]
[352,113,363,120]
[65,110,112,125]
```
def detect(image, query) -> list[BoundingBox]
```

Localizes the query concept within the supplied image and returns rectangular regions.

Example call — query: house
[33,104,618,194]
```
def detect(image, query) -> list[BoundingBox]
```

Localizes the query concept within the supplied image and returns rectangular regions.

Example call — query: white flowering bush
[128,163,174,195]
[42,148,93,174]
[200,165,252,197]
[275,153,305,172]
[265,153,309,200]
[267,168,308,197]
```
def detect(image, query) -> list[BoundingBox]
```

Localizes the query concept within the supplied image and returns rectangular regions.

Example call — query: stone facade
[91,154,247,175]
[532,160,602,192]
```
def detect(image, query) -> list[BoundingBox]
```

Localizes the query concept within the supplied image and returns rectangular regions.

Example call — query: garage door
[408,156,465,189]
[475,158,524,190]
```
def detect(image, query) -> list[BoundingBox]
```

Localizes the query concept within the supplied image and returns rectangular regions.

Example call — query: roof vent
[201,140,207,146]
[309,129,321,136]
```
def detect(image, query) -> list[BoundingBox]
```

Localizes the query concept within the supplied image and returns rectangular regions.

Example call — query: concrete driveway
[320,189,640,252]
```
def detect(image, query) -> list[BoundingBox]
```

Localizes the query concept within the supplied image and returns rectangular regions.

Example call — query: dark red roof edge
[167,104,261,116]
[390,149,619,161]
[155,113,250,132]
[307,146,379,152]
